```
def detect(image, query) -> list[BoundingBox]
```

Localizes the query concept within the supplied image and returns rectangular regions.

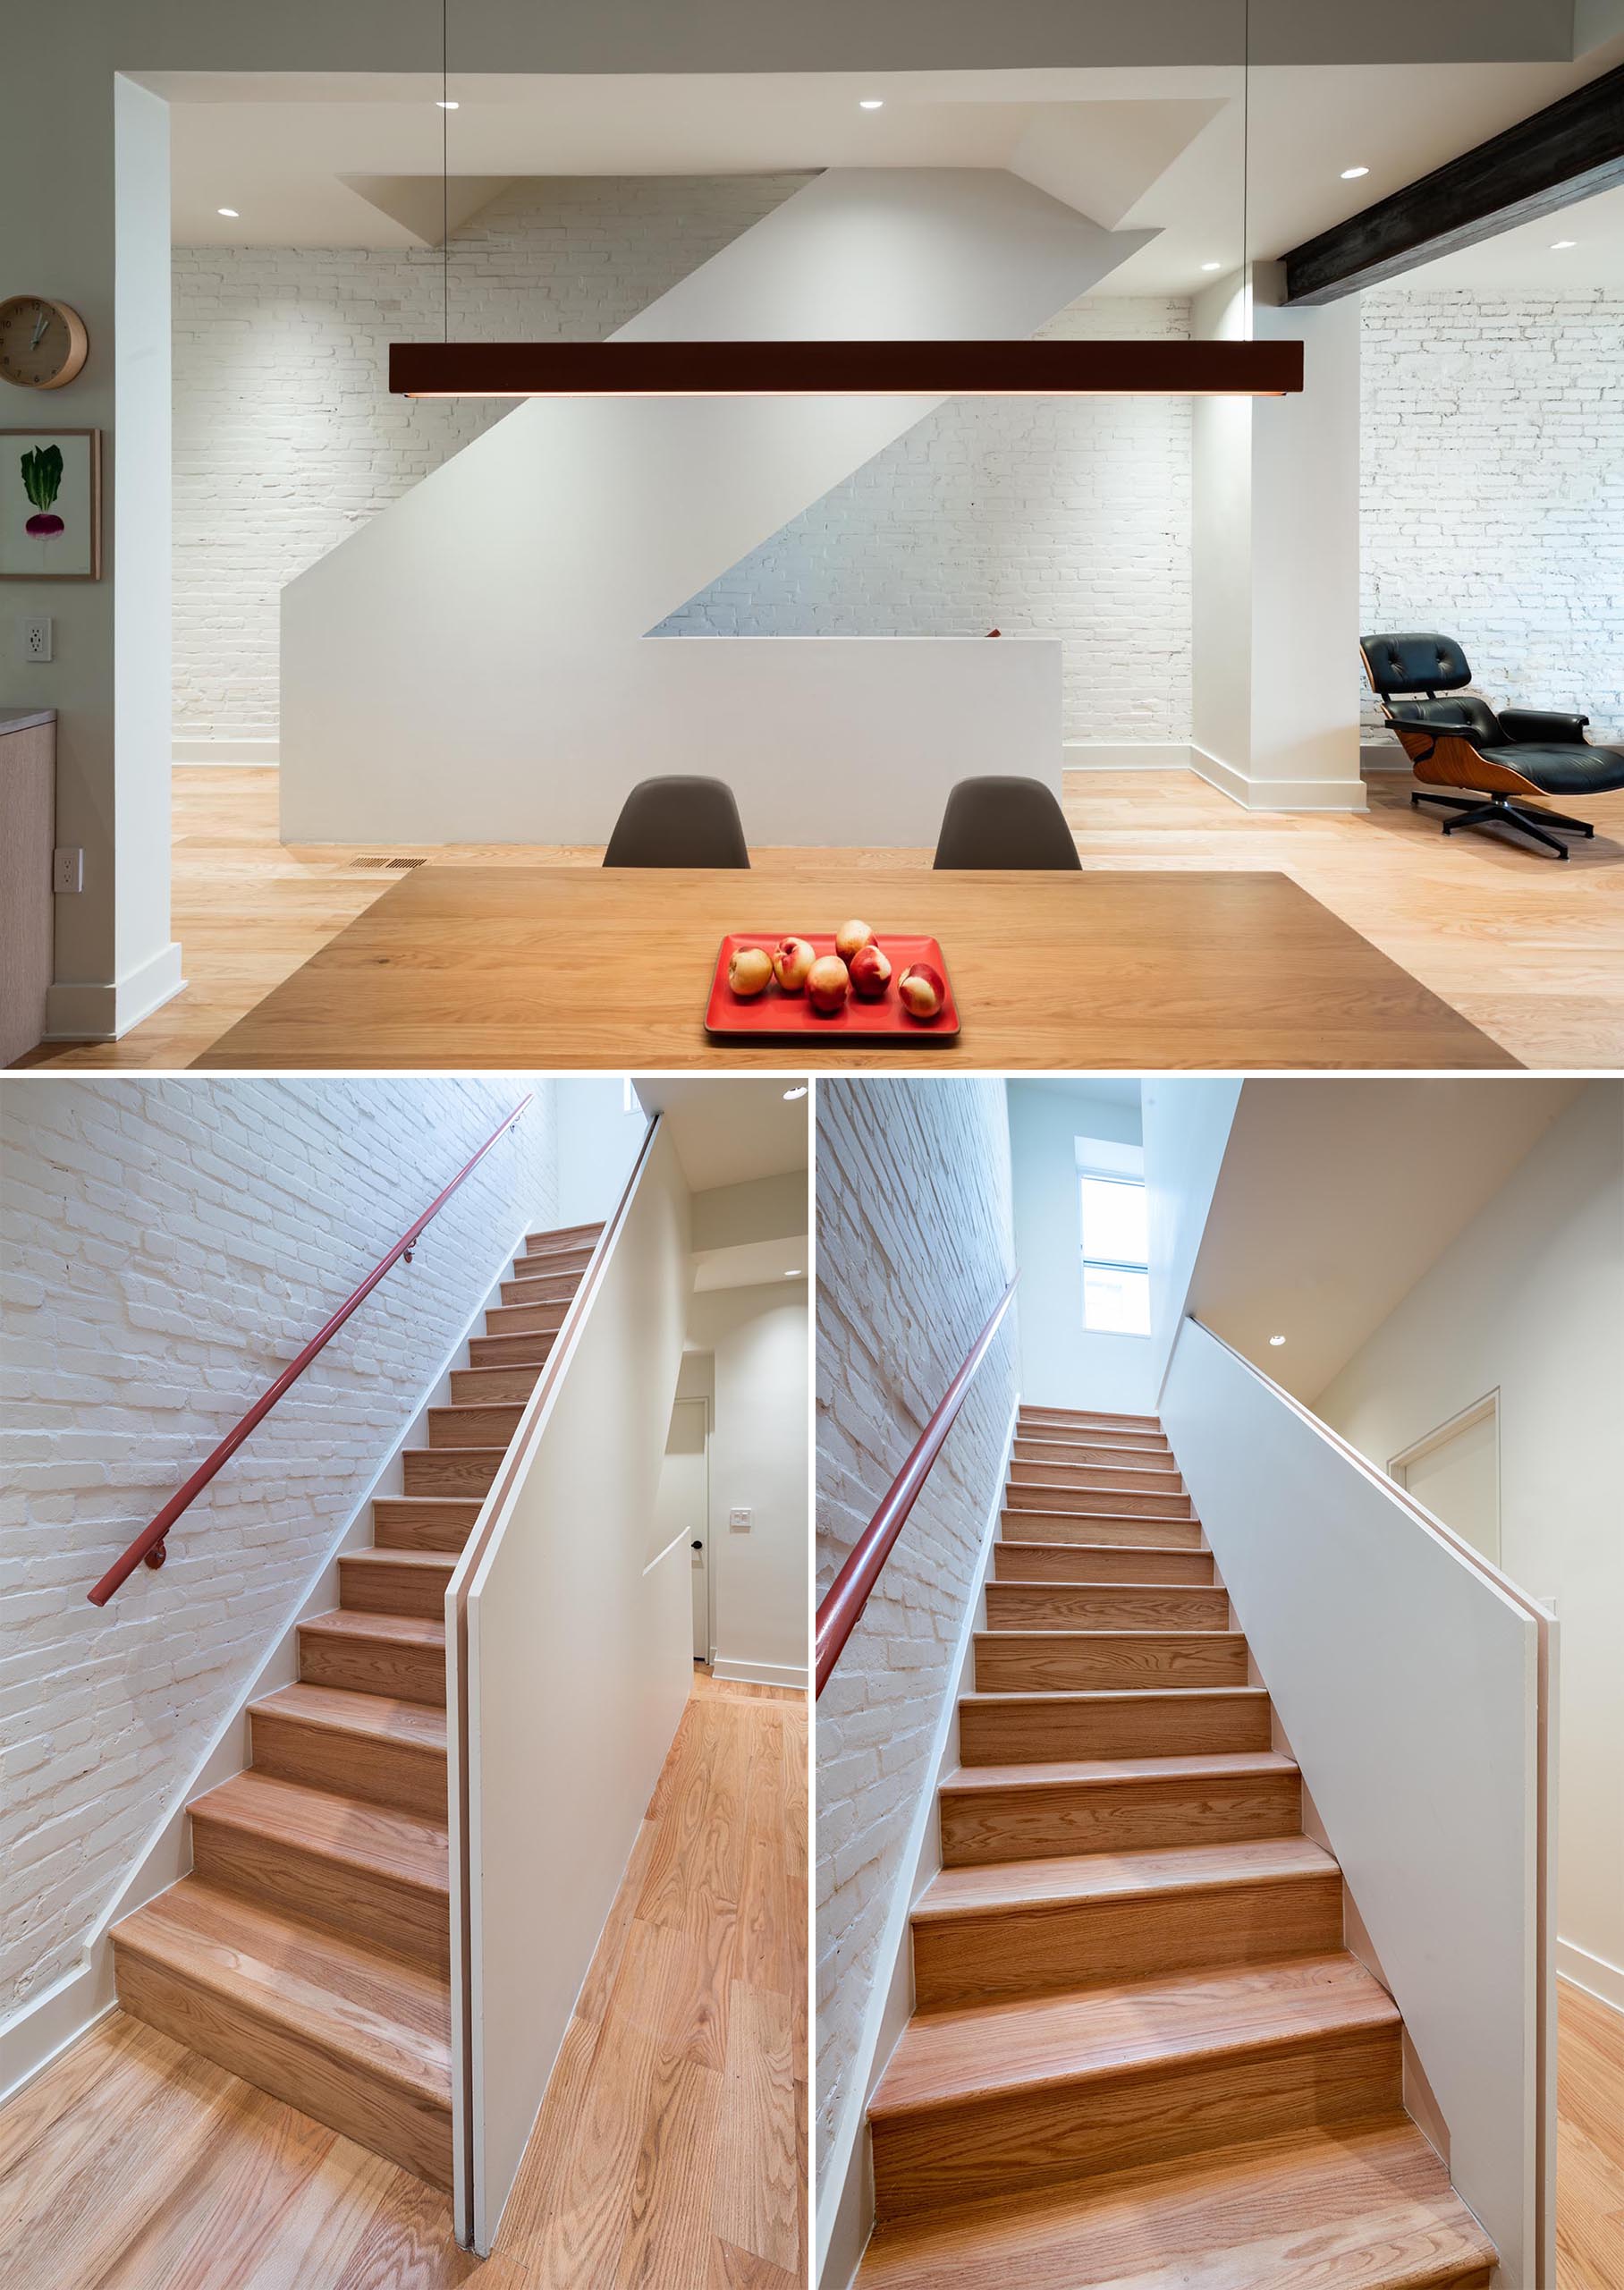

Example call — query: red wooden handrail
[815,1275,1018,1700]
[88,1094,534,1607]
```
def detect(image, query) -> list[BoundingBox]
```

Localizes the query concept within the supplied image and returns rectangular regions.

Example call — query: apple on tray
[834,919,875,963]
[728,946,774,998]
[848,943,892,1000]
[773,937,816,993]
[898,963,946,1022]
[807,954,851,1014]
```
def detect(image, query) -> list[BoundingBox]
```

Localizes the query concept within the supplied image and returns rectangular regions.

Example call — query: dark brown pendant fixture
[389,338,1302,399]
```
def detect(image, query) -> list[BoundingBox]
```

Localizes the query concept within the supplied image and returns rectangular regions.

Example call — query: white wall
[1142,1074,1241,1392]
[554,1075,647,1229]
[1315,1083,1624,2014]
[1360,288,1624,747]
[1005,1081,1154,1412]
[815,1076,1017,2195]
[0,1073,556,2028]
[683,1280,809,1689]
[461,1117,691,2248]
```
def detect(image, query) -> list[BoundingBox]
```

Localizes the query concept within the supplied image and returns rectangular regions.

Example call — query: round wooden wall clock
[0,296,89,391]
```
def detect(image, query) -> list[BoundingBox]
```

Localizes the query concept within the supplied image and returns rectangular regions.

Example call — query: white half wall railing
[281,167,1152,847]
[1160,1315,1556,2290]
[444,1114,695,2251]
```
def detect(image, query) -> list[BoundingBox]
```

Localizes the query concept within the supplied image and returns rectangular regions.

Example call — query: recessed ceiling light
[216,207,240,218]
[785,1268,803,1278]
[1200,261,1223,273]
[782,1084,808,1100]
[859,98,884,110]
[1341,165,1369,180]
[436,98,459,110]
[1269,1334,1287,1346]
[1551,238,1577,249]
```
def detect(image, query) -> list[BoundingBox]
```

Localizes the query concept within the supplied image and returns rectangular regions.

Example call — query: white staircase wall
[280,168,1148,845]
[453,1117,694,2250]
[1162,1314,1554,2290]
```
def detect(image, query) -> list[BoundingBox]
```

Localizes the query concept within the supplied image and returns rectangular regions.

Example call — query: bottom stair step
[855,2116,1494,2289]
[111,1877,453,2190]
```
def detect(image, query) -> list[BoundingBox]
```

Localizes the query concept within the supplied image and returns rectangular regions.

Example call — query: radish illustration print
[21,445,65,547]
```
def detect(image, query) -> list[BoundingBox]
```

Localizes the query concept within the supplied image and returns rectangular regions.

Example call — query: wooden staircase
[856,1404,1497,2290]
[109,1220,603,2192]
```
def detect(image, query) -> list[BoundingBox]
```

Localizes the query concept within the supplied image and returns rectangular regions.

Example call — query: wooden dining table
[192,862,1518,1071]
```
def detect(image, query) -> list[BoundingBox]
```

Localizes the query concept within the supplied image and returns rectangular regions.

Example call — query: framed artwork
[0,428,102,580]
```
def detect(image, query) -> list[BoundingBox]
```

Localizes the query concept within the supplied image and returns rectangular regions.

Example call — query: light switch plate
[728,1505,753,1531]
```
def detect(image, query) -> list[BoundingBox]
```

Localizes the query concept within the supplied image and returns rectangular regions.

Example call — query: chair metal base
[1411,788,1594,860]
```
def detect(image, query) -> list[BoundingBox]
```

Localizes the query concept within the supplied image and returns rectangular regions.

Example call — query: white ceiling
[1398,179,1624,293]
[144,48,1624,296]
[633,1076,808,1192]
[1188,1078,1585,1402]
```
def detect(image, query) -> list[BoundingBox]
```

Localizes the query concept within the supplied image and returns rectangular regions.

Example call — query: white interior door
[1392,1399,1501,1566]
[655,1396,711,1661]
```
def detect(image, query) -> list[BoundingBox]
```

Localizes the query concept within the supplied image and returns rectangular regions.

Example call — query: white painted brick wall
[661,298,1196,746]
[172,175,809,747]
[0,1074,557,2022]
[1361,288,1624,745]
[815,1078,1018,2192]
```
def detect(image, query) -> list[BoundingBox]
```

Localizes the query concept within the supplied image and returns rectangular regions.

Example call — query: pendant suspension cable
[1242,0,1251,335]
[442,0,449,341]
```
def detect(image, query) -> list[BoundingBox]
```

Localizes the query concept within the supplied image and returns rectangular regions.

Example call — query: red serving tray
[705,934,960,1045]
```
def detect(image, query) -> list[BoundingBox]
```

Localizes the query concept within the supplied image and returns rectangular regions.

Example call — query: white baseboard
[173,740,279,766]
[1191,745,1369,813]
[1063,741,1194,772]
[816,1390,1020,2290]
[43,940,186,1042]
[1361,738,1410,773]
[1557,1937,1624,2016]
[0,1210,537,2110]
[712,1655,808,1692]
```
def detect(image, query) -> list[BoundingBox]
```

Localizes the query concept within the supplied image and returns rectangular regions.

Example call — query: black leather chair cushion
[1477,743,1624,796]
[934,776,1082,870]
[1362,632,1473,694]
[1389,695,1506,744]
[603,775,750,868]
[1500,708,1590,744]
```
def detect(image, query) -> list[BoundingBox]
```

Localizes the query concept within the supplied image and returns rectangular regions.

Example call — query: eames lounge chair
[1361,632,1624,859]
[933,775,1082,869]
[603,775,751,867]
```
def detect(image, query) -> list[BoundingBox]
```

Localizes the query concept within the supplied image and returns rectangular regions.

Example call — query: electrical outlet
[728,1505,753,1531]
[23,616,53,664]
[53,846,83,895]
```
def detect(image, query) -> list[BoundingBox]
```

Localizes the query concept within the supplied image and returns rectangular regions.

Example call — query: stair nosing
[190,1772,450,1900]
[940,1751,1299,1794]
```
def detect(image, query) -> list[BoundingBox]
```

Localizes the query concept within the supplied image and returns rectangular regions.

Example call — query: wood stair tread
[252,1681,448,1755]
[917,1837,1338,1921]
[341,1547,455,1572]
[872,1954,1398,2119]
[855,2119,1494,2290]
[302,1607,445,1649]
[110,1878,451,2104]
[964,1687,1268,1711]
[190,1770,449,1898]
[942,1751,1299,1794]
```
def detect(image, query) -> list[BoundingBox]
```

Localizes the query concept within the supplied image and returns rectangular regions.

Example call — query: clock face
[0,298,89,390]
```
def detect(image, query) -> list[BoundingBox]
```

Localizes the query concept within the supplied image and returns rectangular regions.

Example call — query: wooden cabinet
[0,708,55,1065]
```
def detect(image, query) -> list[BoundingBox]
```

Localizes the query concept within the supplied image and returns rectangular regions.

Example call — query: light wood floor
[21,763,1624,1072]
[0,1667,808,2290]
[1557,1977,1624,2290]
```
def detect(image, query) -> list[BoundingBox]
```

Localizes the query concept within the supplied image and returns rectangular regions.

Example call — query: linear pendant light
[389,339,1302,398]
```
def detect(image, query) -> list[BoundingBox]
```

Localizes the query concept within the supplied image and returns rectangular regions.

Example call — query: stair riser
[912,1870,1344,2012]
[984,1584,1230,1631]
[960,1693,1272,1765]
[403,1447,503,1497]
[1010,1458,1184,1496]
[371,1497,480,1553]
[1002,1512,1202,1549]
[1012,1439,1176,1472]
[483,1300,569,1337]
[973,1633,1250,1693]
[467,1332,557,1370]
[870,2023,1400,2219]
[1006,1482,1193,1519]
[939,1769,1303,1867]
[525,1223,602,1251]
[1018,1412,1164,1440]
[449,1364,544,1406]
[338,1556,453,1621]
[190,1816,450,1972]
[300,1626,446,1708]
[113,1947,453,2192]
[498,1273,581,1308]
[994,1544,1213,1585]
[427,1403,523,1449]
[521,1241,596,1269]
[250,1708,448,1822]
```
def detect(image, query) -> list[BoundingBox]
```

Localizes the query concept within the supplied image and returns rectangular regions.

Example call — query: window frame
[1078,1166,1150,1337]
